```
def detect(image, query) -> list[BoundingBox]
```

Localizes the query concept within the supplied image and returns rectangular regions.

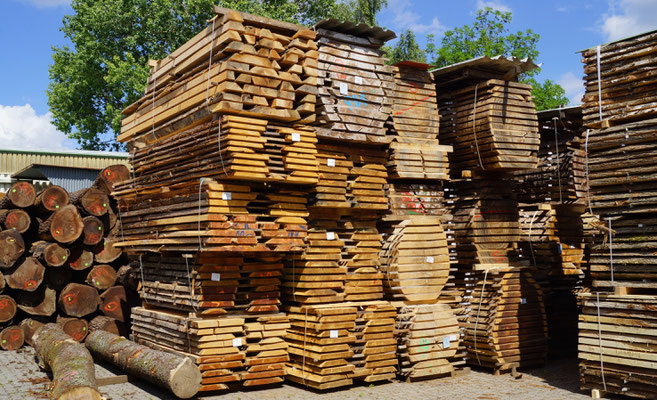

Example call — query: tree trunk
[86,265,117,291]
[34,185,69,214]
[68,247,94,271]
[92,238,122,264]
[33,323,101,400]
[16,286,56,316]
[81,216,104,246]
[57,317,89,342]
[99,285,127,322]
[0,209,31,233]
[19,318,44,346]
[93,165,130,195]
[38,204,84,244]
[46,267,72,291]
[0,325,24,350]
[0,295,17,323]
[85,330,201,399]
[70,188,109,217]
[30,241,70,267]
[58,283,99,318]
[0,181,36,208]
[5,257,45,292]
[0,229,25,268]
[88,316,126,337]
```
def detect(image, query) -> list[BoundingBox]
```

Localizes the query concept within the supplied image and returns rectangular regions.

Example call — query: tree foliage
[527,78,569,111]
[48,0,355,150]
[354,0,388,26]
[383,29,426,64]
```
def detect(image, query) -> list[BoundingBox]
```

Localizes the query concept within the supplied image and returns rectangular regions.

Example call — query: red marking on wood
[0,299,7,309]
[64,294,78,305]
[393,94,432,115]
[104,301,118,312]
[24,280,37,290]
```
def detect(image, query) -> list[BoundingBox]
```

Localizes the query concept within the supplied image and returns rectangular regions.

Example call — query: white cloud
[0,104,71,151]
[476,0,512,13]
[601,0,657,42]
[386,0,447,37]
[557,72,585,106]
[556,6,567,13]
[17,0,69,7]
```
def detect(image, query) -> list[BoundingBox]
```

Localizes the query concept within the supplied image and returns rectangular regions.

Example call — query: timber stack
[578,29,657,398]
[0,165,134,351]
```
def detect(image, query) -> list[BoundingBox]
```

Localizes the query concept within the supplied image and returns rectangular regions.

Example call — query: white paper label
[426,256,434,263]
[450,334,459,341]
[291,133,301,142]
[327,158,336,167]
[232,338,242,347]
[339,82,348,95]
[443,336,451,348]
[330,330,339,338]
[354,76,363,85]
[521,298,527,304]
[326,232,336,240]
[639,224,644,228]
[211,273,221,281]
[222,192,232,201]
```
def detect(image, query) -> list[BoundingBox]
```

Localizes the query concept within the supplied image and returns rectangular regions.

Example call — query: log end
[169,357,202,399]
[0,326,24,350]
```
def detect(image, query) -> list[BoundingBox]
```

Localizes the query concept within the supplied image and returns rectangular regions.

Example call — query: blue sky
[1,0,656,150]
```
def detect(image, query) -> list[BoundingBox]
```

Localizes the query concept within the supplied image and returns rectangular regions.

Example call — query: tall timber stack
[578,29,657,398]
[433,57,548,374]
[114,8,323,392]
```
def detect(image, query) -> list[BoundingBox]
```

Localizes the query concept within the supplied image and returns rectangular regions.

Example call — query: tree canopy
[383,29,426,65]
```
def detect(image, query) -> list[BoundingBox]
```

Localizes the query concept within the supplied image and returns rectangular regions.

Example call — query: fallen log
[19,318,44,346]
[0,229,25,268]
[58,283,99,318]
[33,323,101,400]
[88,315,126,336]
[85,330,201,399]
[38,204,84,244]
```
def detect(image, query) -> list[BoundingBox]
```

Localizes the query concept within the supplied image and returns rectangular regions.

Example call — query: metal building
[0,148,129,193]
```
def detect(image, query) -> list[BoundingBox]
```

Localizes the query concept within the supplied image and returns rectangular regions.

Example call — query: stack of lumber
[284,304,357,390]
[386,62,451,179]
[465,268,547,372]
[580,30,657,127]
[395,303,460,381]
[386,182,445,217]
[516,107,586,204]
[314,21,395,144]
[0,166,133,351]
[578,293,657,398]
[348,301,397,382]
[437,79,539,173]
[242,313,289,387]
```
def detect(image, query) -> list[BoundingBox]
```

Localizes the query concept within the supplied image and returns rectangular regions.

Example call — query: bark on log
[58,283,99,318]
[116,265,139,292]
[33,323,101,400]
[34,185,69,214]
[70,188,109,217]
[0,325,24,350]
[85,330,201,399]
[5,257,45,292]
[30,241,69,267]
[99,286,127,322]
[46,267,72,291]
[88,316,126,337]
[57,317,89,343]
[0,271,4,293]
[68,247,94,271]
[0,229,25,268]
[0,295,17,323]
[81,216,104,246]
[19,318,44,346]
[92,238,122,264]
[0,209,30,233]
[16,286,57,316]
[86,265,117,291]
[93,165,130,195]
[38,205,84,244]
[0,181,36,208]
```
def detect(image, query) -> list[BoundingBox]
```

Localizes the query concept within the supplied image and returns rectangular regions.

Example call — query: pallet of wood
[386,182,445,217]
[578,293,657,398]
[348,301,397,382]
[314,21,395,144]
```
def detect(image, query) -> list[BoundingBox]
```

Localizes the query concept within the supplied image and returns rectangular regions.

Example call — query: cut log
[5,257,45,292]
[99,285,127,322]
[34,185,69,214]
[0,325,24,350]
[33,323,101,400]
[0,271,4,293]
[0,209,30,233]
[93,165,130,194]
[30,241,70,267]
[38,204,84,244]
[68,247,94,271]
[92,237,122,264]
[116,265,139,291]
[86,264,117,291]
[57,317,89,342]
[0,181,36,208]
[16,286,57,316]
[19,318,44,346]
[45,267,72,291]
[58,283,99,318]
[0,295,17,323]
[88,315,127,337]
[0,229,25,268]
[70,188,109,217]
[85,330,201,399]
[81,216,104,246]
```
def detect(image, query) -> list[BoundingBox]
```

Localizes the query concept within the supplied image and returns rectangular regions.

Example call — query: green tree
[527,78,569,111]
[48,0,354,150]
[383,29,426,64]
[354,0,388,26]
